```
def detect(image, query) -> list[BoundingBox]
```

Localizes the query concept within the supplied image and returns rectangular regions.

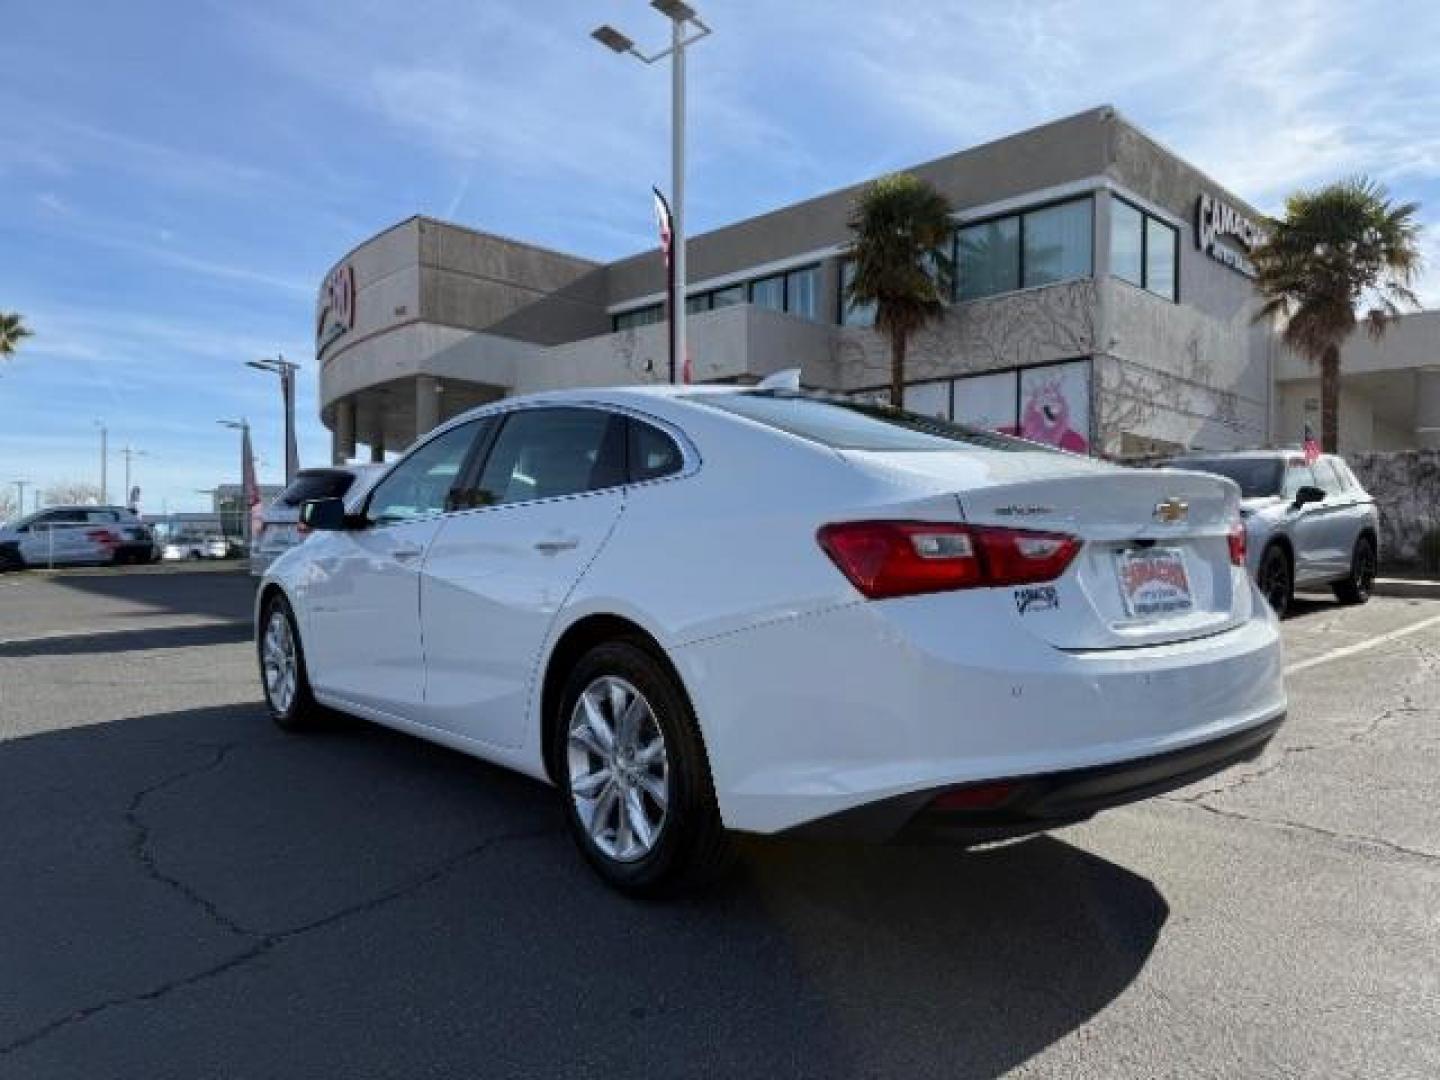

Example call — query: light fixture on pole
[11,479,30,515]
[246,354,301,485]
[592,1,712,385]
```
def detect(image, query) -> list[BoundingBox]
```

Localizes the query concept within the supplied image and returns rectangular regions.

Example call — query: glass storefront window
[612,304,663,331]
[1110,199,1144,287]
[685,294,710,315]
[957,217,1020,300]
[1023,199,1092,288]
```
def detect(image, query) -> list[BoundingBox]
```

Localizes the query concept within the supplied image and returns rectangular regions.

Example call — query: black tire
[553,637,732,896]
[0,544,24,572]
[1333,534,1376,606]
[257,593,322,731]
[1257,543,1292,618]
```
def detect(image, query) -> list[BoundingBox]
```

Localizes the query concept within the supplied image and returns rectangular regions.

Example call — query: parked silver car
[0,505,157,570]
[250,465,384,576]
[1165,451,1379,617]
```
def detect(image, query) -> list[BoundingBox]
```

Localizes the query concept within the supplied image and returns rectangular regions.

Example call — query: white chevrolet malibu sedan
[256,385,1286,893]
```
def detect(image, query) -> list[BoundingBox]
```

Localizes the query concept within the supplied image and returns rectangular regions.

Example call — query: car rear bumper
[781,711,1282,843]
[675,594,1286,835]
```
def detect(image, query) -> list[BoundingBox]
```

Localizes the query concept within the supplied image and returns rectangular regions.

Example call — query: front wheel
[1257,544,1292,618]
[1333,535,1376,606]
[258,594,322,731]
[554,639,731,896]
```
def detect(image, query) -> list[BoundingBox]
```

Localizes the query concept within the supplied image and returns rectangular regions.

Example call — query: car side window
[1314,460,1345,495]
[1282,463,1316,500]
[473,408,625,507]
[366,420,486,526]
[628,418,684,482]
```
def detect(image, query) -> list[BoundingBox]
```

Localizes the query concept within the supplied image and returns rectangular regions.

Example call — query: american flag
[1302,424,1321,464]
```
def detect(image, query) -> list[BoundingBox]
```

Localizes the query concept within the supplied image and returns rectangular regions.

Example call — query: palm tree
[1252,177,1421,452]
[0,312,33,364]
[845,174,954,408]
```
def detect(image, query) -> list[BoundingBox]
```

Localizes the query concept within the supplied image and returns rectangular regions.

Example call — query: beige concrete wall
[1276,311,1440,380]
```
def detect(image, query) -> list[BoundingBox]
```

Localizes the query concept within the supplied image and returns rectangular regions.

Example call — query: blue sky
[3,0,1438,513]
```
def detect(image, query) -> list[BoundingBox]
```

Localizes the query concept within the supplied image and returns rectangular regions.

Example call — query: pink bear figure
[1020,377,1089,453]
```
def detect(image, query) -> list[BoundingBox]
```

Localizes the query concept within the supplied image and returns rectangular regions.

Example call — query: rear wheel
[1333,535,1376,606]
[258,594,321,731]
[554,638,731,896]
[1257,544,1292,618]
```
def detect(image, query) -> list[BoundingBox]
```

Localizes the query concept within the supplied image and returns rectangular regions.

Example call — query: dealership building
[314,106,1439,463]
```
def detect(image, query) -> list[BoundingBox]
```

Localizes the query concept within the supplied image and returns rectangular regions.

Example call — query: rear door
[19,510,88,565]
[420,406,628,749]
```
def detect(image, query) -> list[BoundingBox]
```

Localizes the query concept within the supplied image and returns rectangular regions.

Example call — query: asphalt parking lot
[1,566,1437,1079]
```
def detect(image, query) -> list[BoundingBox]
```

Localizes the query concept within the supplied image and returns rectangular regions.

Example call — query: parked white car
[1163,451,1379,618]
[161,533,229,561]
[256,386,1287,893]
[250,465,385,576]
[0,505,157,570]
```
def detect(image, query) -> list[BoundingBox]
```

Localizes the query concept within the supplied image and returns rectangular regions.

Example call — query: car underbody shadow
[0,703,1166,1078]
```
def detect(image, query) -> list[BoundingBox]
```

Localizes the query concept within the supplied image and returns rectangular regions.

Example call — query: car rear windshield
[279,471,357,506]
[688,391,1043,453]
[1174,458,1283,498]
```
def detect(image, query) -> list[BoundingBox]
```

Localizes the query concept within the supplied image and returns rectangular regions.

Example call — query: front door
[304,419,489,716]
[420,407,628,749]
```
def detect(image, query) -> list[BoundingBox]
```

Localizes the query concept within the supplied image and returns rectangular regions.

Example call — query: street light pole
[12,479,29,515]
[94,421,108,503]
[592,1,712,385]
[246,355,301,485]
[217,418,255,546]
[120,446,147,510]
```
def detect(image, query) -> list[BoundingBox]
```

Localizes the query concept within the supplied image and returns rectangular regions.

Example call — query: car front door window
[472,408,626,507]
[366,421,488,526]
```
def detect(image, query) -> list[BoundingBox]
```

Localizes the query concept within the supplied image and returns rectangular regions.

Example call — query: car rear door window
[473,408,626,507]
[628,419,684,482]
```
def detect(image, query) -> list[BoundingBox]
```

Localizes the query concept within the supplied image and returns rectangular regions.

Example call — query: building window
[1110,197,1178,301]
[749,273,785,312]
[838,259,877,326]
[711,284,745,309]
[1110,199,1144,287]
[612,304,664,331]
[1144,216,1177,301]
[685,293,711,315]
[956,197,1092,301]
[785,265,819,320]
[1022,199,1093,288]
[957,217,1020,300]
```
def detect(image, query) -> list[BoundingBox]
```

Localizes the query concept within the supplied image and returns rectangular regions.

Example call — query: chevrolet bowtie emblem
[1153,497,1189,524]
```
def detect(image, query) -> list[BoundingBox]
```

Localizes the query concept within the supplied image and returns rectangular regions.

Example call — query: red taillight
[816,521,1080,600]
[1228,520,1247,567]
[86,529,120,546]
[929,781,1017,811]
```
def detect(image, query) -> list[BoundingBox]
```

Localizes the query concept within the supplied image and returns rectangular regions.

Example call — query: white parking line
[1285,612,1440,676]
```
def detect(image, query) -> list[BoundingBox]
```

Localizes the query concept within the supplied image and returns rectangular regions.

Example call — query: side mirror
[299,497,353,532]
[1293,485,1325,507]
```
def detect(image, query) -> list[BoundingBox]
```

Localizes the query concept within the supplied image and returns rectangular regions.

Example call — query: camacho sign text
[1195,194,1267,278]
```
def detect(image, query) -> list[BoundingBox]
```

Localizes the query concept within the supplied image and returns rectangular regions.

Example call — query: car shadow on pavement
[0,703,1168,1078]
[0,622,252,658]
[48,567,257,624]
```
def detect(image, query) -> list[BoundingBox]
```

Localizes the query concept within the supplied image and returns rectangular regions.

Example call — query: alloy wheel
[566,675,670,863]
[261,609,298,714]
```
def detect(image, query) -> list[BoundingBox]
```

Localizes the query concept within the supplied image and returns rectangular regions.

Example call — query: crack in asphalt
[0,738,563,1059]
[1171,798,1440,864]
[125,741,256,940]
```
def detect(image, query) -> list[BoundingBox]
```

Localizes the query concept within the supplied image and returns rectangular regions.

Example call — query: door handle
[391,545,424,561]
[534,537,580,554]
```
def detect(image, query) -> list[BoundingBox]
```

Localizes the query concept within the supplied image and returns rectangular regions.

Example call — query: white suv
[0,505,157,570]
